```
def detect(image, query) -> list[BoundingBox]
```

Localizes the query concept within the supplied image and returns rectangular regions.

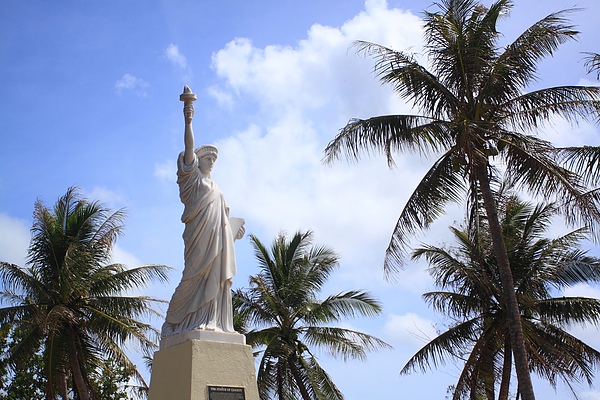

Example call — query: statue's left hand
[235,224,245,240]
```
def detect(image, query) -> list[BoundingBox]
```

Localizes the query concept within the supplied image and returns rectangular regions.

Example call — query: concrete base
[148,339,259,400]
[160,330,246,350]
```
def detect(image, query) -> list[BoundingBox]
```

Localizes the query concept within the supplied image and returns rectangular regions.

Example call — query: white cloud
[207,85,234,108]
[111,244,143,268]
[208,1,428,291]
[211,1,422,119]
[383,312,437,347]
[0,213,30,266]
[115,73,149,96]
[153,160,176,183]
[165,43,187,69]
[538,116,599,148]
[577,77,600,87]
[562,283,600,300]
[581,390,600,400]
[560,283,600,350]
[85,186,128,210]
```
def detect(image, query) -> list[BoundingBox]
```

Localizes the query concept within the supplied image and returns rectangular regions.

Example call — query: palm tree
[402,193,600,400]
[584,52,600,79]
[233,231,390,400]
[323,1,600,397]
[0,187,170,400]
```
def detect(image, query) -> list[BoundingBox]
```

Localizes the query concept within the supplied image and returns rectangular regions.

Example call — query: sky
[1,0,600,398]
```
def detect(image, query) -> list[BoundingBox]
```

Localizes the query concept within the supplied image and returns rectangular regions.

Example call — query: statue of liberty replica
[148,86,258,400]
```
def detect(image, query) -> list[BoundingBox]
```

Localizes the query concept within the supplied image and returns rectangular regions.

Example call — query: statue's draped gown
[162,152,236,336]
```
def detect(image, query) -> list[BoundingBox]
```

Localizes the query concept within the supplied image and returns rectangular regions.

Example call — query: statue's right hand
[184,105,195,124]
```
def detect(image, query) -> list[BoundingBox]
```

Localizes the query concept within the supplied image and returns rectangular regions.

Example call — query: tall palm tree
[323,1,600,397]
[0,187,170,400]
[584,52,600,80]
[233,231,390,400]
[402,193,600,400]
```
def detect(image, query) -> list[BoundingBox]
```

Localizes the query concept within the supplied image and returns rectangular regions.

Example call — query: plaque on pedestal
[208,386,245,400]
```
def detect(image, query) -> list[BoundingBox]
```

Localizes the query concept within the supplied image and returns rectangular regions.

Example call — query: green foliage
[234,231,390,400]
[324,1,600,398]
[325,0,600,273]
[404,191,600,400]
[0,187,170,400]
[0,326,45,400]
[90,359,141,400]
[0,332,140,400]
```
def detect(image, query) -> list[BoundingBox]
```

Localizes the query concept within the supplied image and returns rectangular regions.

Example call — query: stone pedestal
[148,334,259,400]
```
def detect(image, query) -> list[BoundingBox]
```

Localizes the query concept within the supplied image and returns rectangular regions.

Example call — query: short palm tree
[0,187,170,400]
[403,193,600,400]
[233,231,390,400]
[323,1,600,398]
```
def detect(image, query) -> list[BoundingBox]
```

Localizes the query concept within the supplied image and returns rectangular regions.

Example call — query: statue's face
[199,154,216,175]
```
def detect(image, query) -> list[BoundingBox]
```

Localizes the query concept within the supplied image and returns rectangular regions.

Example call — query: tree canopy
[0,187,170,400]
[234,231,390,400]
[324,1,600,398]
[404,191,600,399]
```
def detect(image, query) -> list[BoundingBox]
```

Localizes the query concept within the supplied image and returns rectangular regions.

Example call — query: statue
[161,86,245,337]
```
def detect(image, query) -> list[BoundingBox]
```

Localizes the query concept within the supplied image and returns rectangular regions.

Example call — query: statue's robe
[162,152,236,336]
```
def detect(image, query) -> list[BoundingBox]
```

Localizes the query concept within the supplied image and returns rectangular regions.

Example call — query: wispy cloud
[165,43,187,69]
[84,186,128,210]
[0,213,30,265]
[115,73,149,96]
[154,160,175,183]
[207,85,234,108]
[581,390,600,400]
[383,312,437,348]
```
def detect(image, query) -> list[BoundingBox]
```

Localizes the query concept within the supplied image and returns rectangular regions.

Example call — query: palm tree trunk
[288,357,312,400]
[277,364,284,400]
[475,163,535,400]
[482,352,495,400]
[45,363,68,399]
[57,372,68,400]
[498,337,512,400]
[45,381,53,400]
[69,339,91,400]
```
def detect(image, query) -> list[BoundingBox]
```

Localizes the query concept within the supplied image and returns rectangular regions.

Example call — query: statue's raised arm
[180,85,197,166]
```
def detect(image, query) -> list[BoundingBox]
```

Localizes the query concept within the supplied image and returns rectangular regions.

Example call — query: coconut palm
[584,52,600,79]
[403,193,600,400]
[323,1,600,397]
[0,187,170,400]
[233,231,390,400]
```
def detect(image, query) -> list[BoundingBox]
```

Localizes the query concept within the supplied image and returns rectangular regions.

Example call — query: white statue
[162,86,245,337]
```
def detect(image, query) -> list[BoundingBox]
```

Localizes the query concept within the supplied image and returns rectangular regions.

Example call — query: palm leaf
[482,8,579,102]
[400,317,481,374]
[559,145,600,185]
[583,52,600,79]
[354,40,460,119]
[324,115,452,166]
[303,326,391,362]
[385,151,466,273]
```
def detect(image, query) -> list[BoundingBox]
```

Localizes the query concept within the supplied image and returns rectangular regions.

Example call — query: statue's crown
[195,145,218,159]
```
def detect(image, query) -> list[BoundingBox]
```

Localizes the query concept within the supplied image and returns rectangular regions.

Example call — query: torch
[180,85,197,124]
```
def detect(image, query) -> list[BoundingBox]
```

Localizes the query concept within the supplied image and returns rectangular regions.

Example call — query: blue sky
[1,0,600,398]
